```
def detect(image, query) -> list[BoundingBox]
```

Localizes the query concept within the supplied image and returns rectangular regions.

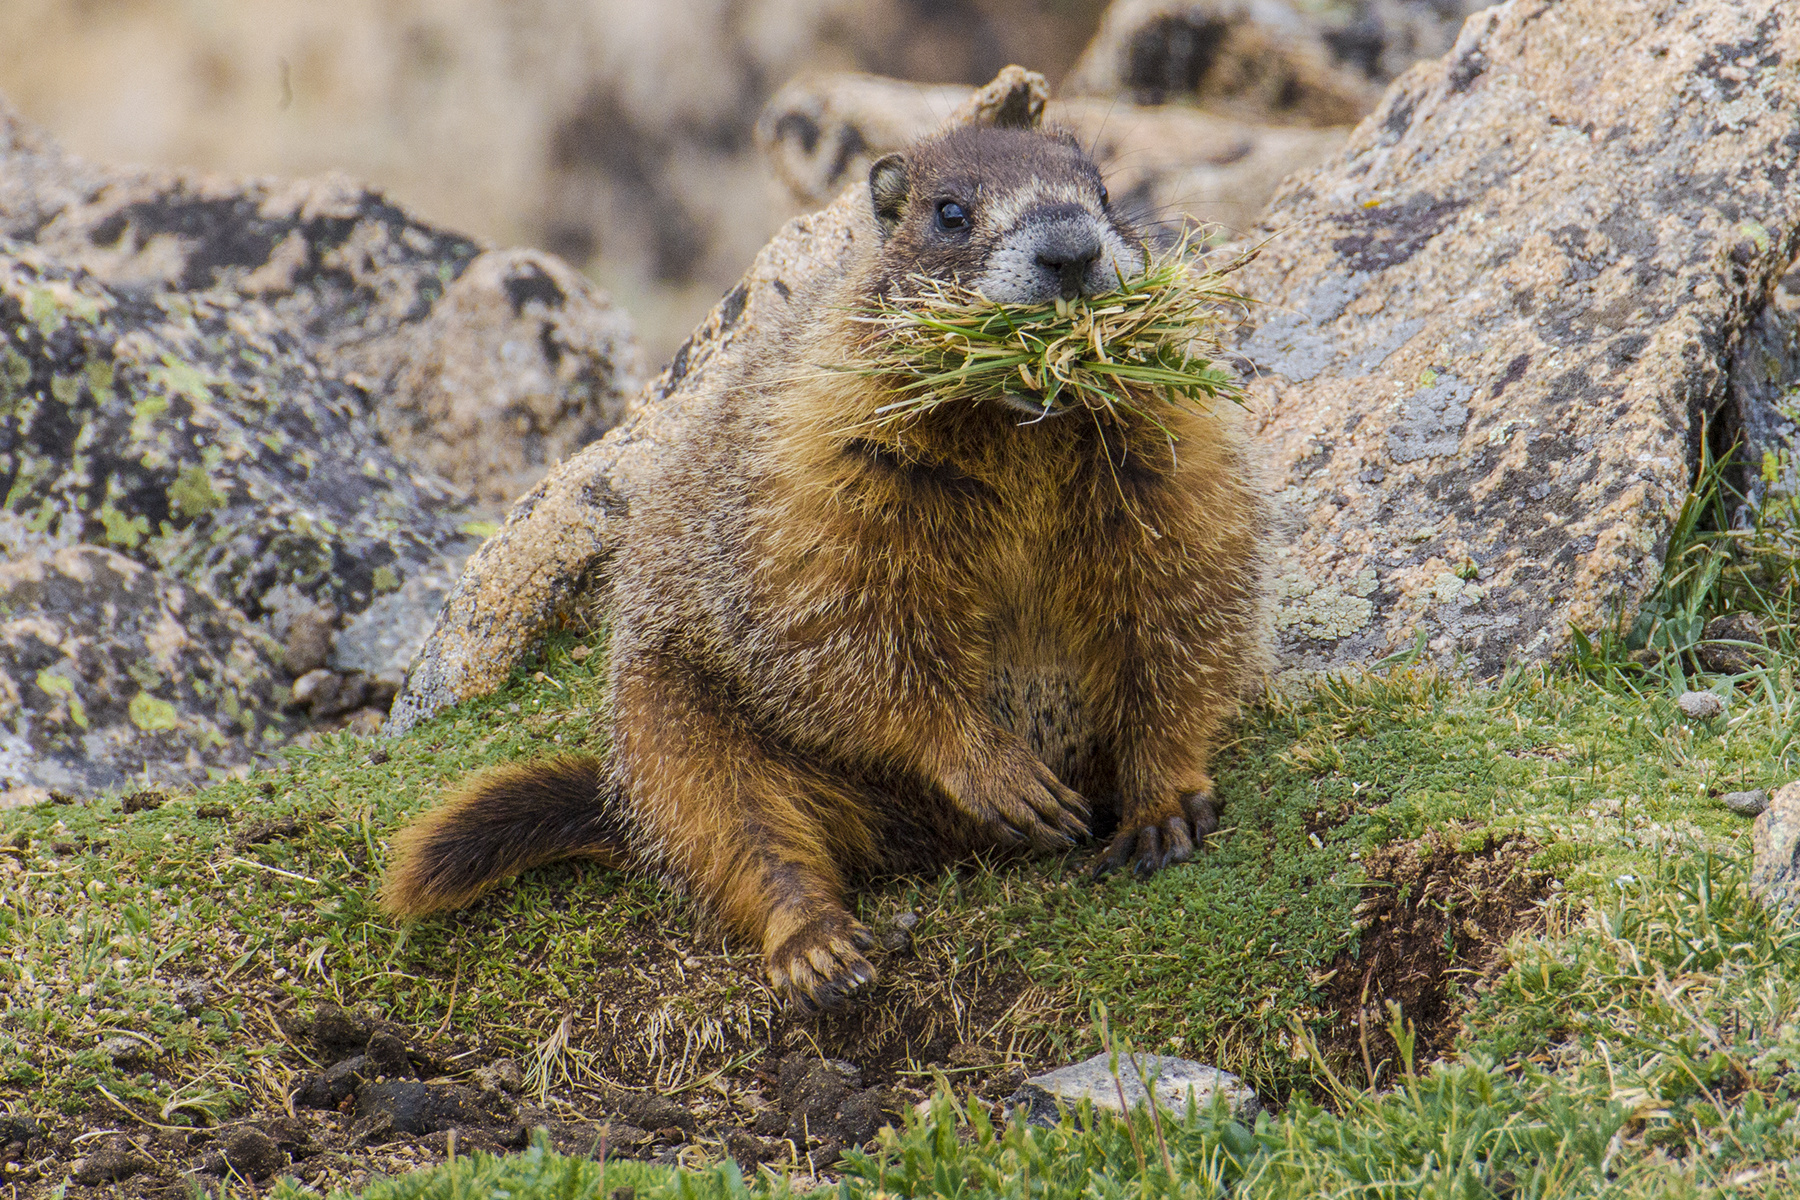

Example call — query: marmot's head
[864,126,1145,304]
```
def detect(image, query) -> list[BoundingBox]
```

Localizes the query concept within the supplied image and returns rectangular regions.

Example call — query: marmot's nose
[1034,223,1105,301]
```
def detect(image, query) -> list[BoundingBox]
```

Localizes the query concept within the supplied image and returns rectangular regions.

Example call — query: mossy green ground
[3,627,1798,1197]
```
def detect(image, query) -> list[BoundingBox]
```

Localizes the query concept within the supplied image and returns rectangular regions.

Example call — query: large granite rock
[1233,0,1800,677]
[1751,780,1800,918]
[0,96,644,789]
[0,243,469,621]
[1067,1,1495,115]
[758,71,1347,233]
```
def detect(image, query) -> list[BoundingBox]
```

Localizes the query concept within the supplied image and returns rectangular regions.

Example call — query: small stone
[97,1035,152,1070]
[290,668,340,709]
[172,978,212,1015]
[1751,781,1800,916]
[570,644,593,662]
[284,606,338,677]
[878,910,921,953]
[1677,691,1726,719]
[1723,789,1770,817]
[1009,1053,1260,1127]
[219,1126,285,1179]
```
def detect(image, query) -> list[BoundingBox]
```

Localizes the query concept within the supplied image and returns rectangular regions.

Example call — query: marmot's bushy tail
[380,755,628,917]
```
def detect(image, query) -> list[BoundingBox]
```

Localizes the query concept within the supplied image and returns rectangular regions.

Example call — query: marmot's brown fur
[382,123,1270,1012]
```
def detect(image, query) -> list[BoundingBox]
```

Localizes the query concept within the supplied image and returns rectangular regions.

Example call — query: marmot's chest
[982,605,1101,792]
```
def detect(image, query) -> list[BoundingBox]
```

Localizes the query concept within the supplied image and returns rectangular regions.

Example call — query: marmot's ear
[869,154,908,236]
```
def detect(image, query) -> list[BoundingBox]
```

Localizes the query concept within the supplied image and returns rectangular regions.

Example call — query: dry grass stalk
[852,238,1253,432]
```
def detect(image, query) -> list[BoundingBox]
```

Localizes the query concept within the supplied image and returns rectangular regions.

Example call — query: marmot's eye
[1099,185,1110,207]
[935,200,969,231]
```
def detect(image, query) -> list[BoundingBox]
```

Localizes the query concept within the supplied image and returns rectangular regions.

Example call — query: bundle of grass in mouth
[853,241,1253,433]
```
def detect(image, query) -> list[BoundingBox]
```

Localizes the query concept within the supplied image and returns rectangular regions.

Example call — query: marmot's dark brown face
[864,126,1145,305]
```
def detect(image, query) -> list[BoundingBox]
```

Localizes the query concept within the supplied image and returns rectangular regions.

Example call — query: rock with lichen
[1232,0,1800,677]
[0,93,645,791]
[0,244,471,621]
[0,546,293,803]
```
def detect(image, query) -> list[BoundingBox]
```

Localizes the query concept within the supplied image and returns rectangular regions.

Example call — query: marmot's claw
[767,915,878,1015]
[1181,791,1219,838]
[1092,793,1216,881]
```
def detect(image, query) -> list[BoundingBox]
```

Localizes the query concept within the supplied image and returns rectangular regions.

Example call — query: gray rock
[1231,0,1800,678]
[1009,1052,1259,1126]
[280,604,338,677]
[1678,692,1727,720]
[0,546,292,801]
[0,95,647,793]
[331,551,468,688]
[97,1035,152,1070]
[372,250,646,512]
[1751,781,1800,917]
[1724,790,1770,817]
[0,196,477,626]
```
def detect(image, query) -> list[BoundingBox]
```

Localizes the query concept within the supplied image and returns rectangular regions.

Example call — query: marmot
[382,124,1270,1012]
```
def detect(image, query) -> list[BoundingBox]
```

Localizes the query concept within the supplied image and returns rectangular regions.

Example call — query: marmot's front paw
[766,912,877,1014]
[1092,791,1218,880]
[948,749,1090,850]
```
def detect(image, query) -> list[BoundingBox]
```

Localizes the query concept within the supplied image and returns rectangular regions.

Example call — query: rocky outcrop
[0,98,644,792]
[1233,0,1800,677]
[3,104,645,515]
[759,71,1347,233]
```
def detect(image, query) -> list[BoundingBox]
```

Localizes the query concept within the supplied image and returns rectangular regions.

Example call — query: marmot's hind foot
[767,912,877,1014]
[1092,791,1218,880]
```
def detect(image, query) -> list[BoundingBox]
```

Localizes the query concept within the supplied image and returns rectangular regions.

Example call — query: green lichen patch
[0,247,472,621]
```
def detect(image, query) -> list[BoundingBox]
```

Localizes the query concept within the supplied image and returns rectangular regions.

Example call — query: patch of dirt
[12,873,1057,1198]
[1318,828,1551,1085]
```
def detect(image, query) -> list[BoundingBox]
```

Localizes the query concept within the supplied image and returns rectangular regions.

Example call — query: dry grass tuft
[851,239,1254,432]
